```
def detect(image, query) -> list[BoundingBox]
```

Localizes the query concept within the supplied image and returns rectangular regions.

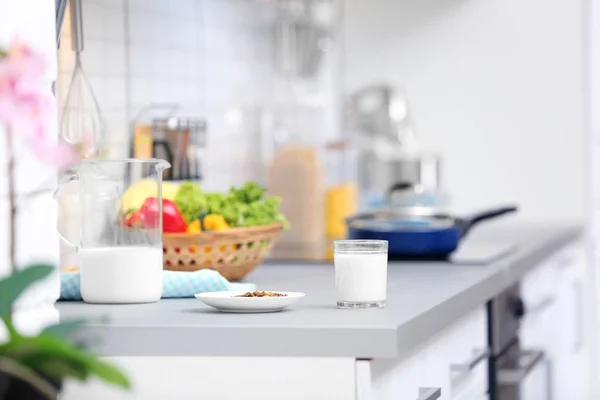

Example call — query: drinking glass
[334,240,388,309]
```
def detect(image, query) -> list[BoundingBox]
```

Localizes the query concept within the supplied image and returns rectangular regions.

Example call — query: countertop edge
[390,225,583,359]
[78,325,399,358]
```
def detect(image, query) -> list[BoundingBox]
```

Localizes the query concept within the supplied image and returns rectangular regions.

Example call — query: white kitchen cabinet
[445,310,488,400]
[365,306,487,400]
[520,241,591,400]
[64,357,357,400]
[365,346,427,400]
[549,243,591,400]
[422,306,487,400]
[520,248,556,400]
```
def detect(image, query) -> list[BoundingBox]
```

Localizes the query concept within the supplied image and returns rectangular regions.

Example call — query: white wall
[344,0,587,221]
[57,0,274,192]
[57,0,277,269]
[587,0,600,393]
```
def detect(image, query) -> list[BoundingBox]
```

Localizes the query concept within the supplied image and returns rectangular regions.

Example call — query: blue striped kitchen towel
[60,270,255,300]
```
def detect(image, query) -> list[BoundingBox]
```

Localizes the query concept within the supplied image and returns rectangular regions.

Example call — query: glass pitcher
[55,158,170,304]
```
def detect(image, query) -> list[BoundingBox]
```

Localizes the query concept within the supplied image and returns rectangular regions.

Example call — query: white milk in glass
[335,252,387,307]
[79,247,163,304]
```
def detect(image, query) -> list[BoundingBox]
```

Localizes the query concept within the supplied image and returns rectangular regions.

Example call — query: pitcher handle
[54,172,81,250]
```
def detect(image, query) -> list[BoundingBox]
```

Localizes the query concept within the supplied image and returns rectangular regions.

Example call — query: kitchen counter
[57,221,582,359]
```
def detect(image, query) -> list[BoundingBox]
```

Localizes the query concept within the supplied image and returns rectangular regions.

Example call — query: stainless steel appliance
[489,284,550,400]
[345,84,444,209]
[151,117,207,181]
[365,152,442,207]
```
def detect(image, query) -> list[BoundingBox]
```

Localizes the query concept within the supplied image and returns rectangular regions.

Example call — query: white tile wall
[57,0,276,189]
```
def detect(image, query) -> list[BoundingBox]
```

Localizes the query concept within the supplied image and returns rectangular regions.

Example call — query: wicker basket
[162,223,283,281]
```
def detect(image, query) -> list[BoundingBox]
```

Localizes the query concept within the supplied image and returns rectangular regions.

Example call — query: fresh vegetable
[124,209,144,228]
[186,213,230,234]
[202,214,229,231]
[174,181,207,224]
[138,197,187,233]
[240,196,287,228]
[187,220,202,234]
[121,179,179,213]
[162,182,181,202]
[174,181,288,229]
[229,181,265,204]
[203,192,243,227]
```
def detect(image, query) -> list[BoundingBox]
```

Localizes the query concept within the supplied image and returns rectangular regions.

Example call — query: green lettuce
[173,181,288,228]
[174,181,206,224]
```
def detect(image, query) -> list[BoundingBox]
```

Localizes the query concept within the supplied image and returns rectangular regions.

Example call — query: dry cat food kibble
[235,291,288,298]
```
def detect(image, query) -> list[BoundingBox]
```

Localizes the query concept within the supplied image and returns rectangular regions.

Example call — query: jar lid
[152,117,206,132]
[347,207,455,232]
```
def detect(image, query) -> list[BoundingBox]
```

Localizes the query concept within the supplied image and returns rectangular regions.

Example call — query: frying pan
[346,205,517,260]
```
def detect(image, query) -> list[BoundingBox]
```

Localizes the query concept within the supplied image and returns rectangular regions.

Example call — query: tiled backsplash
[58,0,276,191]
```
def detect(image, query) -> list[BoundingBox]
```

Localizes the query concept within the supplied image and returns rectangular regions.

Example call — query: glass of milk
[334,240,388,309]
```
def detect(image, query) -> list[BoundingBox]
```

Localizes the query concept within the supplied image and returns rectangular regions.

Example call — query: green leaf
[3,333,130,389]
[41,320,85,338]
[0,265,54,319]
[21,355,89,381]
[174,181,207,224]
[85,358,130,388]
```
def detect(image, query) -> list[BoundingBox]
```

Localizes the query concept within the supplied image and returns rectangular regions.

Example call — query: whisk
[60,0,105,158]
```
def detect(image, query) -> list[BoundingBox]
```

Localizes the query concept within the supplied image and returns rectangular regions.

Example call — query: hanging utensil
[55,0,70,47]
[275,0,330,79]
[60,0,104,158]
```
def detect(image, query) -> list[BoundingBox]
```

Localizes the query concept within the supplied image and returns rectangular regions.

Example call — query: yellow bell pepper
[121,179,180,213]
[187,215,229,254]
[187,220,202,234]
[203,214,229,231]
[186,214,229,233]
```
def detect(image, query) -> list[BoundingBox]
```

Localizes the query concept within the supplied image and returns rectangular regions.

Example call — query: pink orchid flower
[0,40,79,169]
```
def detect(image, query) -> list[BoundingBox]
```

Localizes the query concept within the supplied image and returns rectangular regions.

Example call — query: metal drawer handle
[450,348,490,373]
[497,350,545,385]
[554,254,574,270]
[574,280,584,352]
[527,296,555,316]
[416,387,441,400]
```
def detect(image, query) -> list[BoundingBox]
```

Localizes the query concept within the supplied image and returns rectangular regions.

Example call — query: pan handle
[388,181,416,196]
[461,206,518,237]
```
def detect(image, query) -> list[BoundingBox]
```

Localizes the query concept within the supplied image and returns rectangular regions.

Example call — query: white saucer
[194,291,305,313]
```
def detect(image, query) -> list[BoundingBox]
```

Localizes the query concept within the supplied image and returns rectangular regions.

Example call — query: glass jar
[324,140,358,261]
[265,0,342,261]
[266,111,326,261]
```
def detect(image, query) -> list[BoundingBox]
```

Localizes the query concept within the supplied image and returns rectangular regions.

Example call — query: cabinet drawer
[450,360,487,400]
[370,339,427,399]
[424,306,487,399]
[65,357,356,400]
[369,307,487,400]
[522,260,556,314]
[445,308,488,399]
[522,241,582,303]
